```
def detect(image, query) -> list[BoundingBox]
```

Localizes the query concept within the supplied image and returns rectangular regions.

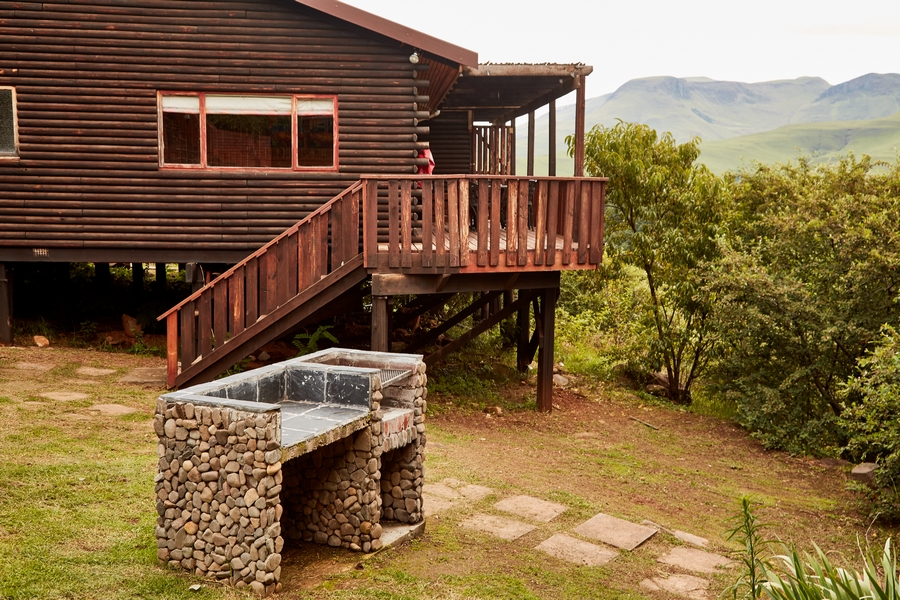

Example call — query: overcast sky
[342,0,900,103]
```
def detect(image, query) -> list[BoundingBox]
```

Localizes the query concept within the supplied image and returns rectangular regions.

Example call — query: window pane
[207,114,292,168]
[0,89,15,154]
[162,112,201,165]
[206,95,291,114]
[297,115,334,167]
[161,95,200,113]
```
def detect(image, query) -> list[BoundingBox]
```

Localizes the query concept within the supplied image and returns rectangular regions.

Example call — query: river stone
[536,533,618,566]
[494,495,567,523]
[573,513,656,550]
[658,547,733,574]
[460,513,536,541]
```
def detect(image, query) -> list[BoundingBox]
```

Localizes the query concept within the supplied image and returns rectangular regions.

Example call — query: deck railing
[362,175,607,273]
[157,181,363,388]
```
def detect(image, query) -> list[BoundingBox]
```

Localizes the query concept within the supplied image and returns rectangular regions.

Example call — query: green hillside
[699,112,900,174]
[792,73,900,123]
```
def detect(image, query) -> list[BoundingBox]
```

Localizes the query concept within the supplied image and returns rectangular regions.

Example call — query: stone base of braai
[154,349,427,597]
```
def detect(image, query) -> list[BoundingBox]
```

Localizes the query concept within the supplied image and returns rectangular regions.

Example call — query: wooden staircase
[158,181,366,389]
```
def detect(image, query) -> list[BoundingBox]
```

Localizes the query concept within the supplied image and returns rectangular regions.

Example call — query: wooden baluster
[506,179,518,266]
[298,221,311,291]
[246,256,258,324]
[489,178,501,267]
[363,180,378,268]
[578,180,591,264]
[476,179,488,267]
[421,180,434,268]
[401,180,413,268]
[331,196,344,268]
[166,312,178,388]
[266,246,278,309]
[590,181,606,264]
[276,239,289,306]
[388,181,400,269]
[214,281,227,349]
[198,290,212,357]
[458,179,469,266]
[285,231,299,296]
[447,179,460,267]
[348,188,360,260]
[546,181,560,266]
[534,180,548,266]
[435,180,446,267]
[180,300,196,367]
[232,265,245,337]
[315,211,328,278]
[562,180,576,265]
[517,179,528,266]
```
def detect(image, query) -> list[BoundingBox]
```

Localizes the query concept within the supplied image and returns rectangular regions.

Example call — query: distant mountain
[700,112,900,174]
[515,73,900,175]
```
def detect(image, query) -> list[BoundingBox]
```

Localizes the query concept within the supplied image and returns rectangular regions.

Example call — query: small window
[159,93,337,170]
[0,87,18,157]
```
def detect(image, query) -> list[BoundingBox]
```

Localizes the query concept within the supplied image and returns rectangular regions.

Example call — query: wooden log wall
[0,0,429,263]
[421,111,470,175]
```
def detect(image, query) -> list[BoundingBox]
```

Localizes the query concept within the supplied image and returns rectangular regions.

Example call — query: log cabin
[0,0,605,409]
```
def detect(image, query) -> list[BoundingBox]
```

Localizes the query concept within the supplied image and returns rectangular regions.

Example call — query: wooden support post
[155,263,166,292]
[548,99,557,177]
[527,110,535,177]
[371,296,389,352]
[574,76,586,177]
[516,292,530,373]
[536,287,558,412]
[132,262,144,293]
[0,263,11,345]
[509,121,516,175]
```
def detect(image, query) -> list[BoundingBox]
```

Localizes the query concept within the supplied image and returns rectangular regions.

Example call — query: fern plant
[292,324,338,356]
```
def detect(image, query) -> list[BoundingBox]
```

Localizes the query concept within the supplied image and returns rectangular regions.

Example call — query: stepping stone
[90,404,137,416]
[441,478,467,488]
[494,495,567,523]
[423,483,461,500]
[641,574,709,600]
[13,362,52,371]
[573,513,656,550]
[457,484,493,501]
[118,367,166,385]
[378,521,425,550]
[40,391,89,402]
[536,533,618,567]
[642,520,709,547]
[658,547,732,574]
[461,513,536,541]
[76,367,116,377]
[423,494,454,516]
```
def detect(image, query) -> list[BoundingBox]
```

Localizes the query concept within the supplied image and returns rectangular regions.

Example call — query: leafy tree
[707,156,900,453]
[568,121,725,403]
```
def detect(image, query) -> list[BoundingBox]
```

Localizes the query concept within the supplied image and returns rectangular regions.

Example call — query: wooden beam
[548,99,557,177]
[574,76,586,177]
[536,287,558,412]
[527,110,535,177]
[371,271,558,296]
[394,293,455,328]
[0,264,11,345]
[425,290,540,366]
[371,296,389,352]
[408,291,501,352]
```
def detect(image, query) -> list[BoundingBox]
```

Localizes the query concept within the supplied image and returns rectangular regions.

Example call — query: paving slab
[13,362,52,371]
[90,404,138,416]
[573,513,656,550]
[63,379,102,386]
[461,513,536,541]
[536,533,618,567]
[378,521,425,550]
[642,520,709,547]
[494,495,567,523]
[40,391,89,402]
[456,484,493,501]
[441,478,467,488]
[423,483,461,500]
[658,547,732,574]
[641,574,709,600]
[423,494,454,516]
[118,367,166,385]
[76,367,116,377]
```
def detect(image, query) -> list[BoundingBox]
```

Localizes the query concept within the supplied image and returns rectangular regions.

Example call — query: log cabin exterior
[0,0,604,410]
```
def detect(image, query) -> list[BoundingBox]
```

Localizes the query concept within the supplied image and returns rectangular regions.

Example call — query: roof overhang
[297,0,478,67]
[439,63,594,124]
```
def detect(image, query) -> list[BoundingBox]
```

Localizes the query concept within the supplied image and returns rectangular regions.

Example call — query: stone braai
[154,349,427,597]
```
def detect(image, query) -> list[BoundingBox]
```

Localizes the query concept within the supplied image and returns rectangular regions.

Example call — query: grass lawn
[0,344,893,599]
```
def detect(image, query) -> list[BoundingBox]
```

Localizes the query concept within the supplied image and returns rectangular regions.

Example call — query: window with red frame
[159,93,336,170]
